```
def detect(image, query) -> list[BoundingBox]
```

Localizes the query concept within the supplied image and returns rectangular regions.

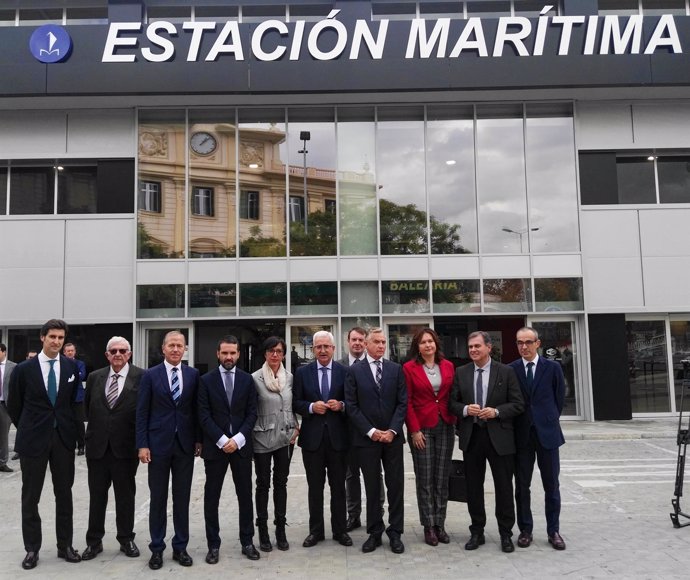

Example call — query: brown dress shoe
[434,526,450,544]
[549,532,566,550]
[517,531,533,548]
[423,526,438,546]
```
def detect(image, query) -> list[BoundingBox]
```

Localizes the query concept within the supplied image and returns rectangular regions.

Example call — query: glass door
[527,318,580,417]
[286,320,337,373]
[384,319,433,364]
[138,323,194,369]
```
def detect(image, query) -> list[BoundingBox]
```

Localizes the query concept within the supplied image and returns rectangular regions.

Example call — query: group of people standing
[4,318,567,571]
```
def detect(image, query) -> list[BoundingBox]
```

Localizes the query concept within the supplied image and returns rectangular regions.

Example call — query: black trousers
[86,448,139,546]
[75,403,85,449]
[20,428,75,552]
[147,437,194,553]
[254,445,292,525]
[464,425,516,537]
[357,441,404,536]
[346,446,385,519]
[204,452,255,548]
[301,429,347,536]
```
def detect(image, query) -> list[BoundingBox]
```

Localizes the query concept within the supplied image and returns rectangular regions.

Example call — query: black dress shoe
[57,546,81,563]
[242,544,260,560]
[302,533,325,548]
[361,534,382,553]
[333,533,353,546]
[517,531,533,548]
[172,550,193,566]
[388,533,405,554]
[148,551,163,570]
[0,464,13,472]
[464,533,485,550]
[205,548,219,564]
[22,552,39,570]
[501,536,515,553]
[345,516,361,532]
[77,447,85,456]
[11,453,19,460]
[81,543,103,560]
[549,532,566,550]
[120,540,140,557]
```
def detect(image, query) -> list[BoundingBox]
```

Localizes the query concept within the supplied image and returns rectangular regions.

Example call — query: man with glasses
[81,337,144,561]
[509,327,566,551]
[449,331,523,553]
[293,330,351,549]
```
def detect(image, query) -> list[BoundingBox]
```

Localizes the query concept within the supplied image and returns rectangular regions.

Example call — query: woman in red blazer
[403,327,457,547]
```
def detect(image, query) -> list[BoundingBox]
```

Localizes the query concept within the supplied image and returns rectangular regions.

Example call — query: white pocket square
[67,375,75,382]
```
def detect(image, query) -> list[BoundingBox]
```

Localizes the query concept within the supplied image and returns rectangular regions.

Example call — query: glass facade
[627,320,671,413]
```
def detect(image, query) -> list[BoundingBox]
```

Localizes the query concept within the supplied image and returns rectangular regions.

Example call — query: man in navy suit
[63,343,87,455]
[509,327,566,551]
[345,327,407,554]
[136,331,202,570]
[293,330,352,549]
[8,319,83,569]
[198,335,260,563]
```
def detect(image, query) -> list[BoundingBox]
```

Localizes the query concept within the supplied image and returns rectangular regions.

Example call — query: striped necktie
[106,373,120,408]
[171,367,180,405]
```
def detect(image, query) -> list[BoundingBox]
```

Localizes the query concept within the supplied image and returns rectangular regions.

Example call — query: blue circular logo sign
[29,25,72,63]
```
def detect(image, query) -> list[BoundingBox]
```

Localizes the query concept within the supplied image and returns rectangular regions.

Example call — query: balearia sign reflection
[102,7,682,63]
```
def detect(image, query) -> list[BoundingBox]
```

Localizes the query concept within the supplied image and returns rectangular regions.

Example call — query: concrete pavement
[1,419,690,579]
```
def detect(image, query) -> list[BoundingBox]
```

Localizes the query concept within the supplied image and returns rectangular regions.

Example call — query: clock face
[190,131,218,155]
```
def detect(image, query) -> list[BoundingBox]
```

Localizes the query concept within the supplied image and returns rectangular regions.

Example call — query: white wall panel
[430,255,480,278]
[136,260,186,284]
[188,260,236,283]
[64,266,133,321]
[532,254,582,277]
[0,220,65,268]
[639,208,690,257]
[632,103,690,148]
[65,219,134,267]
[238,259,287,282]
[481,255,530,278]
[0,268,64,323]
[576,103,633,150]
[580,210,640,258]
[583,257,643,310]
[643,257,690,309]
[67,110,135,157]
[339,258,379,281]
[0,111,67,158]
[289,258,338,281]
[380,256,429,280]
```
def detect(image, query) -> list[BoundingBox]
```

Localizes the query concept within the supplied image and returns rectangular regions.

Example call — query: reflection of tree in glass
[483,279,530,304]
[137,223,183,259]
[240,225,286,257]
[139,284,183,310]
[535,278,581,303]
[379,199,469,255]
[432,280,479,304]
[290,210,336,256]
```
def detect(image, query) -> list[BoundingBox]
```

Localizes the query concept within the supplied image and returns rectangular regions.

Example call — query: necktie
[106,373,120,408]
[475,368,484,407]
[374,359,382,389]
[47,359,57,406]
[224,370,234,406]
[320,367,329,401]
[526,362,535,391]
[171,367,180,405]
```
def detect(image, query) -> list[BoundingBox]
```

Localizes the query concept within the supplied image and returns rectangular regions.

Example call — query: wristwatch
[494,408,500,418]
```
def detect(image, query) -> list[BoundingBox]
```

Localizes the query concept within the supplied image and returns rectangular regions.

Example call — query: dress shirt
[309,362,332,414]
[163,359,183,394]
[348,354,364,366]
[215,366,246,451]
[464,359,491,417]
[0,361,5,401]
[38,351,61,392]
[521,354,540,375]
[107,363,130,399]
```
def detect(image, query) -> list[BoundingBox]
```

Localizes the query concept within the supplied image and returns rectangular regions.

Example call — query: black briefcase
[448,459,467,502]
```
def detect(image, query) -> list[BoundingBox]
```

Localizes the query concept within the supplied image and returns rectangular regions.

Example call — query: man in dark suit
[509,327,566,551]
[345,327,407,554]
[449,330,524,553]
[294,330,352,548]
[63,343,87,455]
[0,343,16,473]
[198,335,260,564]
[81,337,144,561]
[8,319,82,569]
[136,331,201,570]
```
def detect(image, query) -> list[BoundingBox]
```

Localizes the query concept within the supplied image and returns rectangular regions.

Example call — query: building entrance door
[138,323,194,369]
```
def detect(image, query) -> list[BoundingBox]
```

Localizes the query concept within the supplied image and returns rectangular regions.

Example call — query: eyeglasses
[267,349,284,356]
[108,348,129,355]
[516,340,536,347]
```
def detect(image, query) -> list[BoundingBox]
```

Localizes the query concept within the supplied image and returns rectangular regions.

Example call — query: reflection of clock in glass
[190,131,218,155]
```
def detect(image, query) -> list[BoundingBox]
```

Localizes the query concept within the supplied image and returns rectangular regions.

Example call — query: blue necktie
[171,367,180,405]
[526,362,535,392]
[47,360,57,406]
[320,367,329,401]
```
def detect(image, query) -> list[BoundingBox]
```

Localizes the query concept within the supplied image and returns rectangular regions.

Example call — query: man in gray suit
[0,343,16,472]
[449,331,524,553]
